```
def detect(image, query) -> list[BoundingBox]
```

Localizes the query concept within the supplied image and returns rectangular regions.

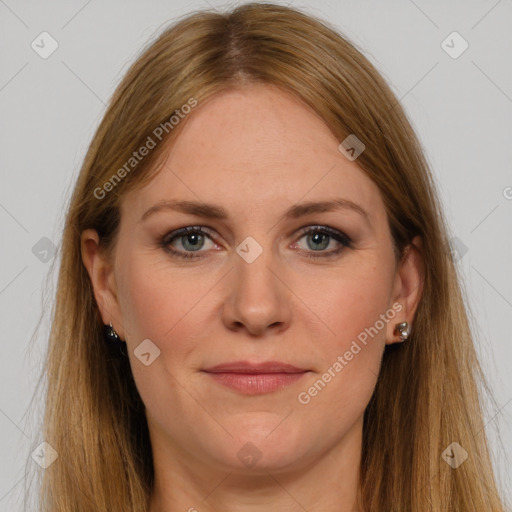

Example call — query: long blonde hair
[26,3,507,510]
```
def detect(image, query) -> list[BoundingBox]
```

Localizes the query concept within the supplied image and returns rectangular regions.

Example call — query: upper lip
[203,361,308,374]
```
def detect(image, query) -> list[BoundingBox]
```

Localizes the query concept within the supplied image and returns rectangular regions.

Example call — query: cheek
[115,260,210,419]
[296,260,393,350]
[118,267,196,346]
[116,252,220,369]
[292,263,392,412]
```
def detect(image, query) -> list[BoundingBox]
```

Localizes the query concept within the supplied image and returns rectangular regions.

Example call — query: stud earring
[394,321,410,342]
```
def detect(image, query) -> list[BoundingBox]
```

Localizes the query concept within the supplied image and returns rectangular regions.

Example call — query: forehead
[122,83,385,226]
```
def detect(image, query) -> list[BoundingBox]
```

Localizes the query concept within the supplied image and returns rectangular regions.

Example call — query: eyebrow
[139,198,371,225]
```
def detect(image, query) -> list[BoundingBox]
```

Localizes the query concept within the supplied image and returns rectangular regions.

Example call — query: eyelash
[159,225,352,261]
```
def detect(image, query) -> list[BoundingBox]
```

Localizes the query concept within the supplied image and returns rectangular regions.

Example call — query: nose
[221,247,292,337]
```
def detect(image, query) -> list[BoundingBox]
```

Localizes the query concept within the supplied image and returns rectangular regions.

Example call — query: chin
[220,421,312,473]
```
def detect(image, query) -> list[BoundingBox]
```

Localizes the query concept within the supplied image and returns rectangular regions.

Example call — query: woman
[31,2,507,511]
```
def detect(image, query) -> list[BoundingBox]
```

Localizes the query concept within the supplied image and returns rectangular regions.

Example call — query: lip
[202,361,310,395]
[203,360,307,374]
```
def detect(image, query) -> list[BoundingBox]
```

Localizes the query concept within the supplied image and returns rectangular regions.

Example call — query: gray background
[1,0,511,509]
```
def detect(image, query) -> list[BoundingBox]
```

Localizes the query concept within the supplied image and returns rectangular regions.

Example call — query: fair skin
[82,83,423,512]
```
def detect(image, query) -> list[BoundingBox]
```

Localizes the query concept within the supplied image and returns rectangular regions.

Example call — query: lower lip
[204,372,308,394]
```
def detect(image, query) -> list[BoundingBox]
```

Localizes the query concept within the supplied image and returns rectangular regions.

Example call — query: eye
[293,226,352,259]
[159,226,216,259]
[159,225,352,260]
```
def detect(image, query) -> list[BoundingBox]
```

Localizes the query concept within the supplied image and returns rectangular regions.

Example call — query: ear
[81,228,125,339]
[386,235,424,345]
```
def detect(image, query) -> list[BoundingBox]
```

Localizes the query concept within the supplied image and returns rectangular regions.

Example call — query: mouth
[202,360,310,395]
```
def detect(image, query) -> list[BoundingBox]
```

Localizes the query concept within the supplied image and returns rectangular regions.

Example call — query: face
[83,83,422,477]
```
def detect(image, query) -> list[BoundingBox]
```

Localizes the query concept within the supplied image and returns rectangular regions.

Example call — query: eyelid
[160,225,218,248]
[294,225,351,244]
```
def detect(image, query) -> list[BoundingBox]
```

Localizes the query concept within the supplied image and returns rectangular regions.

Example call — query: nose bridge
[236,240,277,295]
[235,236,281,308]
